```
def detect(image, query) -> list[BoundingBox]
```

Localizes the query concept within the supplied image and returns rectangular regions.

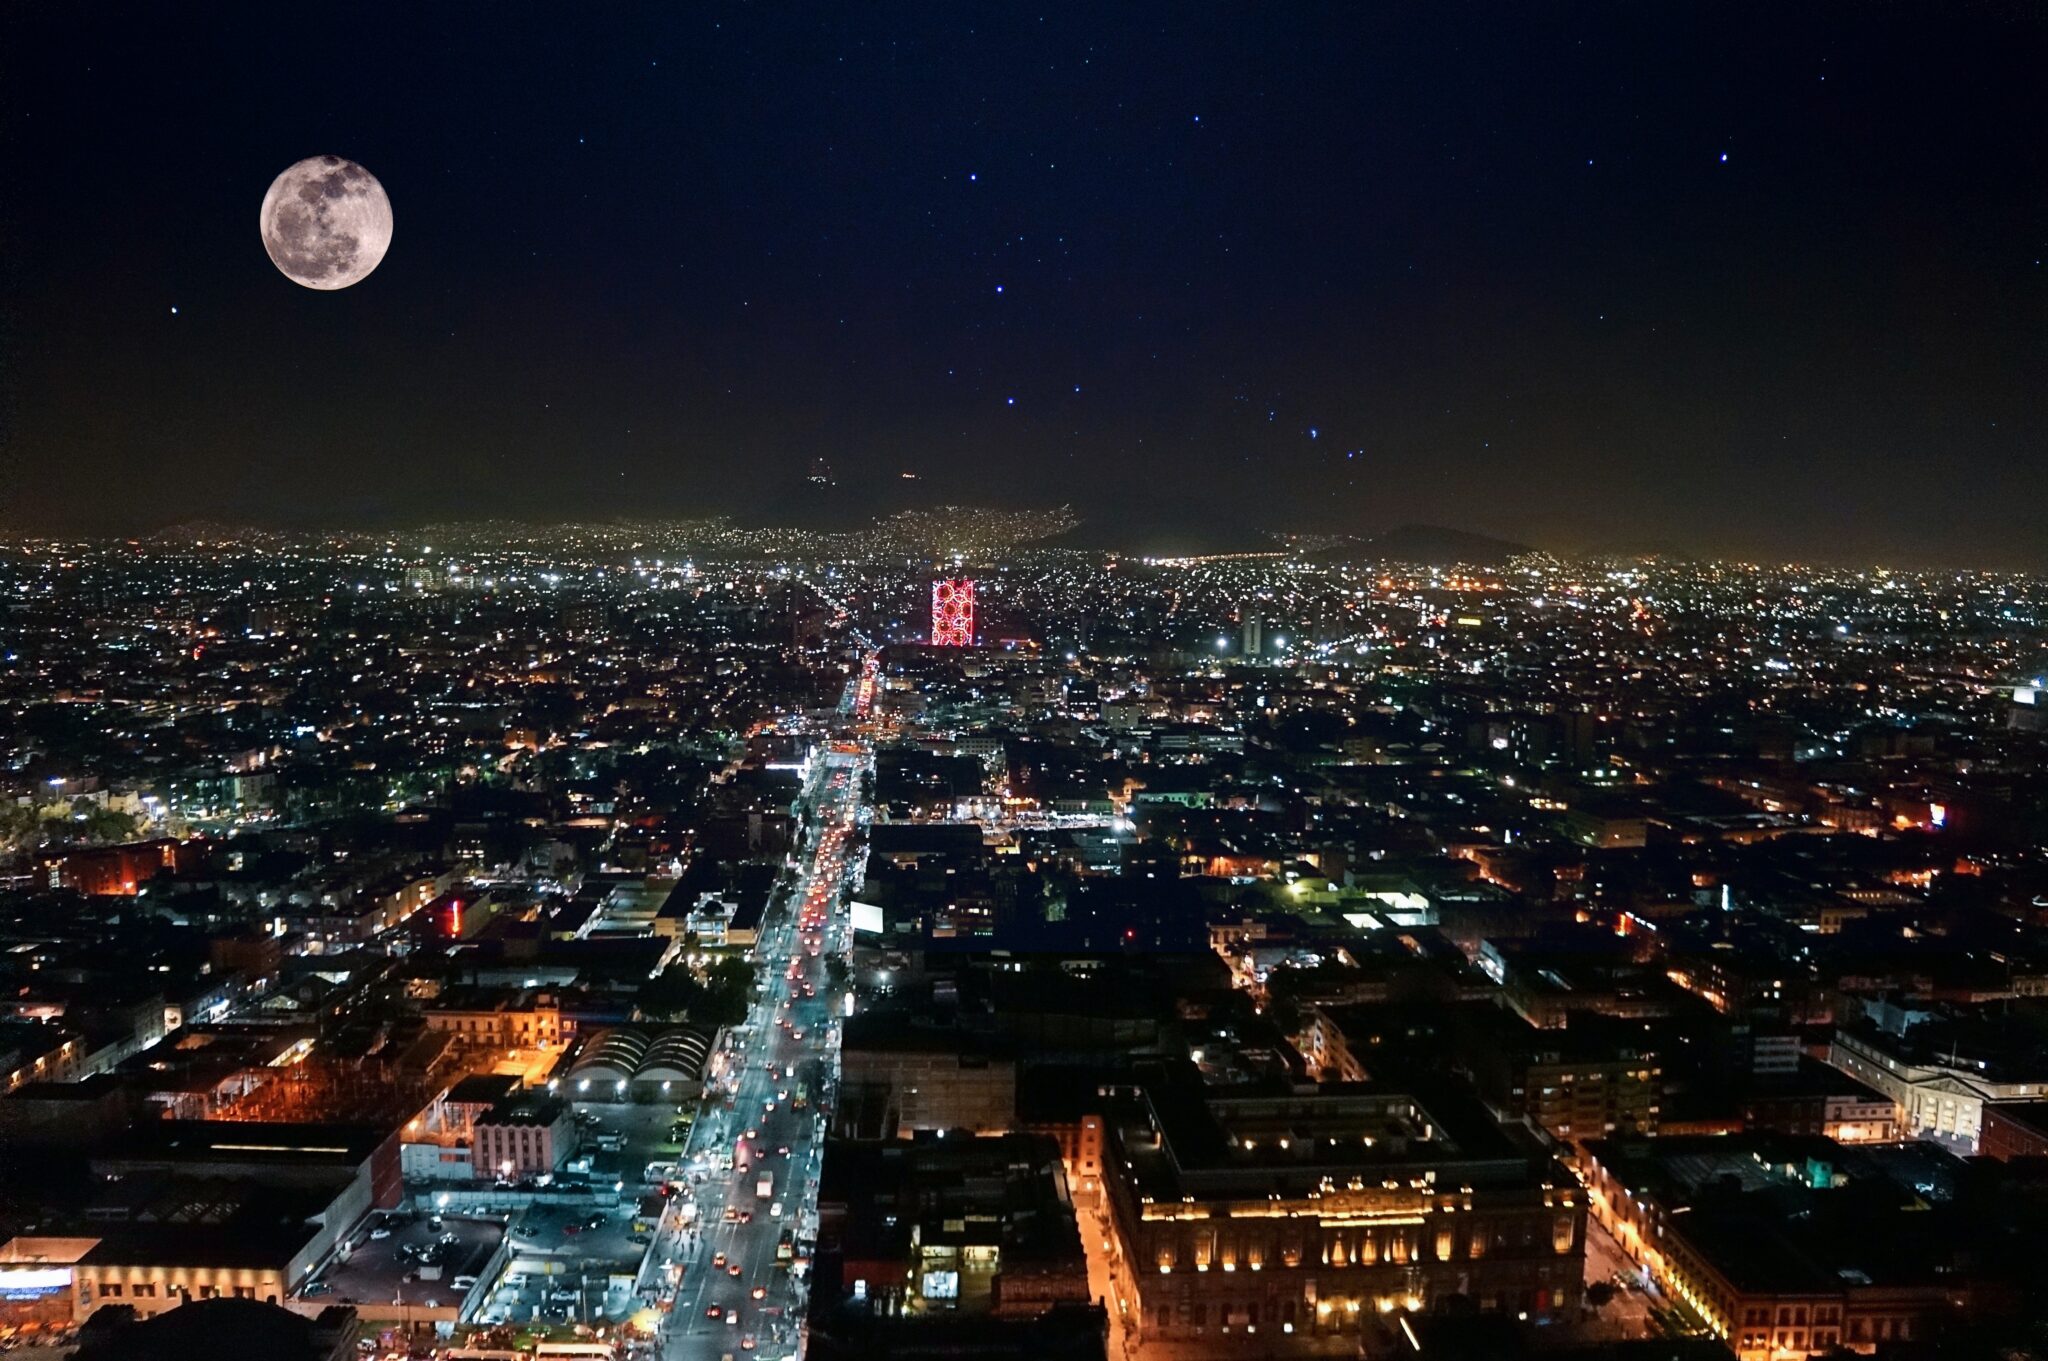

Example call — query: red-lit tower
[931,578,975,647]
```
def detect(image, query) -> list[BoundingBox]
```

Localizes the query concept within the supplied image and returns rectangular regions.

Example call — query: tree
[699,956,757,1026]
[636,967,705,1022]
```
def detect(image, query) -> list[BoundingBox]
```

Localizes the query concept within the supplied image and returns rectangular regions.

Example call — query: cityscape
[0,533,2043,1361]
[5,5,2048,1361]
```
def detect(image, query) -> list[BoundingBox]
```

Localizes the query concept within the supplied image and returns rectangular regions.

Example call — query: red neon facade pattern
[931,578,975,646]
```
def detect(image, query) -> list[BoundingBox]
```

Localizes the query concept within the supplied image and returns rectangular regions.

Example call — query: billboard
[0,1267,72,1299]
[851,901,884,935]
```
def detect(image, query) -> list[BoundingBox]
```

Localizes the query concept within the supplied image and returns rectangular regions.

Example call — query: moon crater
[259,155,392,290]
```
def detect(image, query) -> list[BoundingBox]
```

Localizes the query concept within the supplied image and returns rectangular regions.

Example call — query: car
[368,1228,390,1240]
[728,1264,742,1277]
[725,1311,740,1326]
[301,1281,331,1297]
[439,1231,457,1244]
[713,1252,726,1268]
[738,1210,753,1223]
[705,1305,723,1320]
[751,1285,767,1300]
[741,1336,757,1350]
[452,1274,479,1288]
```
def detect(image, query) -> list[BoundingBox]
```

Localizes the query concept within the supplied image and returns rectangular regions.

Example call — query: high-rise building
[1241,615,1263,659]
[932,578,975,647]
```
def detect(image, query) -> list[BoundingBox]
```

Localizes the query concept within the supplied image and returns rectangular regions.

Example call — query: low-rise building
[838,1016,1016,1138]
[471,1092,574,1180]
[1826,1026,2045,1151]
[422,988,565,1051]
[816,1133,1088,1320]
[1581,1134,2015,1358]
[1101,1075,1584,1348]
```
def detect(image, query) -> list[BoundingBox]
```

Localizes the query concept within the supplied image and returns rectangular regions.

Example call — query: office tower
[932,578,975,647]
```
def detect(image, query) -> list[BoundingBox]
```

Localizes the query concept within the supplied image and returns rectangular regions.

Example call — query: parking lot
[508,1199,649,1266]
[472,1248,633,1330]
[572,1098,690,1189]
[312,1211,503,1311]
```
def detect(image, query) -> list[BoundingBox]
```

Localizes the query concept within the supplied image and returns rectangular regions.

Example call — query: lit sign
[920,1270,959,1300]
[0,1267,73,1297]
[851,902,884,935]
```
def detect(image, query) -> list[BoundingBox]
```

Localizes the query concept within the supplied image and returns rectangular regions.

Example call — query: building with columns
[1100,1077,1584,1348]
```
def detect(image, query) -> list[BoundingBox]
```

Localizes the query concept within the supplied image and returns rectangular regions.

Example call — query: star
[994,285,1004,294]
[169,306,178,315]
[1719,152,1729,163]
[1006,397,1016,406]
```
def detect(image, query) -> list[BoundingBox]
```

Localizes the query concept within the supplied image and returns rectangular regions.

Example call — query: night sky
[3,3,2046,565]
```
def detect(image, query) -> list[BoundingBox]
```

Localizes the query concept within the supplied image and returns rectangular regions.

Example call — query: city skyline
[4,5,2047,565]
[4,7,2048,1360]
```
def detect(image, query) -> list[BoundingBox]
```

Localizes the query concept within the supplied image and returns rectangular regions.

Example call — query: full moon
[259,155,393,290]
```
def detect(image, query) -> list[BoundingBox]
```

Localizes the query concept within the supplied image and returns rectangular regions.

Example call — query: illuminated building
[932,578,975,647]
[1102,1082,1584,1346]
[471,1092,574,1179]
[1826,1027,2040,1152]
[421,988,565,1050]
[1581,1134,2020,1358]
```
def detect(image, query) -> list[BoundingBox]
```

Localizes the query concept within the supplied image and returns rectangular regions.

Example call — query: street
[654,655,875,1361]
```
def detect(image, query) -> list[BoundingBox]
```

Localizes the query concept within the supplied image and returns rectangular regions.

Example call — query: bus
[793,1082,808,1111]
